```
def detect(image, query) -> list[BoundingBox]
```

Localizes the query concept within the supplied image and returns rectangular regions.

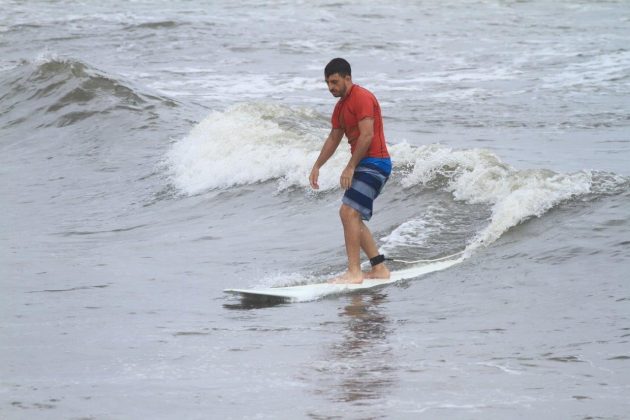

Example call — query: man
[309,58,392,284]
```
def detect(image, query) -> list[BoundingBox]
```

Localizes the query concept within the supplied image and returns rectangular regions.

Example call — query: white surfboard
[224,257,463,303]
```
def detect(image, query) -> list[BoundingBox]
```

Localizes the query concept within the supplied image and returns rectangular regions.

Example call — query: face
[326,73,351,98]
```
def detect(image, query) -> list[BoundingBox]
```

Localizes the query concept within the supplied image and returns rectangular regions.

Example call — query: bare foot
[328,270,364,284]
[364,264,390,280]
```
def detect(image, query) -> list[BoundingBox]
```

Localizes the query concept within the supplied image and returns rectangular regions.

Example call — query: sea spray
[167,103,350,194]
[391,143,594,252]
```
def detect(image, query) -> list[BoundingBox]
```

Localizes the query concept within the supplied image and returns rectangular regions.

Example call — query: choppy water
[1,1,629,418]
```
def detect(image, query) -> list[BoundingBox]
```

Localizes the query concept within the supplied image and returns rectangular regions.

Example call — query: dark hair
[325,58,351,78]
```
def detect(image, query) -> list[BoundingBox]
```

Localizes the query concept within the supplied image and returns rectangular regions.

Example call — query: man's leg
[330,204,390,283]
[359,222,390,279]
[330,204,364,284]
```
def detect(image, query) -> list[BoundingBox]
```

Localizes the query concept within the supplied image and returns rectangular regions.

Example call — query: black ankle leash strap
[369,254,386,267]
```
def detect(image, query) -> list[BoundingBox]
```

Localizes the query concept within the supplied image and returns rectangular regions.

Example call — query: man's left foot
[364,264,390,280]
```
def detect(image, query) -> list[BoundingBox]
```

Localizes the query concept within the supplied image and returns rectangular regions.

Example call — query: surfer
[309,58,392,284]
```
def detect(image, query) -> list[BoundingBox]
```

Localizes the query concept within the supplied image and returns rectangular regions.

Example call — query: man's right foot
[328,270,364,284]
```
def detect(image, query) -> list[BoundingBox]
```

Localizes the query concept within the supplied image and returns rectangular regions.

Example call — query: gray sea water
[1,1,630,419]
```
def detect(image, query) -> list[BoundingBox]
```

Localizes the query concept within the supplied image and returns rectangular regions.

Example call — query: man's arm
[309,128,344,190]
[340,117,374,190]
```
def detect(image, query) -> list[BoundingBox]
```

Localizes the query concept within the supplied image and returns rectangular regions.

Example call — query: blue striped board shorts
[342,161,391,221]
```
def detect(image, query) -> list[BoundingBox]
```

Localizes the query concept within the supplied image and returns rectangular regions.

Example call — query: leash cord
[385,250,466,264]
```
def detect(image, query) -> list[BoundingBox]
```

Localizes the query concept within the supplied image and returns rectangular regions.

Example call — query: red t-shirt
[331,84,390,158]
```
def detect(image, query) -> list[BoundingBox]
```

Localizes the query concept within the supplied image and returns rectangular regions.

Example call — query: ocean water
[1,0,629,418]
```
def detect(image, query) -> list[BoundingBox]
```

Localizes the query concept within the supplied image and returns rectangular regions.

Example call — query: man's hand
[309,129,344,191]
[340,166,354,190]
[309,166,320,190]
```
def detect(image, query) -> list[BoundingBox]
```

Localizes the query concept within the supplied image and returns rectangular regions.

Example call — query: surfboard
[224,257,463,303]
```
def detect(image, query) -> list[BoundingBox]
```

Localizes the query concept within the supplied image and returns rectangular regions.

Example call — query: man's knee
[339,204,360,222]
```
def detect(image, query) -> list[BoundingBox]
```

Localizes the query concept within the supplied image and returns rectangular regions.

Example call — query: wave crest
[391,142,628,251]
[0,54,176,129]
[167,103,349,194]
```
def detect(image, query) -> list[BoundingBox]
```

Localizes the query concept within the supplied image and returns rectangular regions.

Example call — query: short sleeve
[353,89,375,121]
[331,101,342,129]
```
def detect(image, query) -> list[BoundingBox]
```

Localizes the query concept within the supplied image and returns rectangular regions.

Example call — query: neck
[342,82,354,98]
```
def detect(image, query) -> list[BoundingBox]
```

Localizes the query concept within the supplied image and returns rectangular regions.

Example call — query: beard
[330,85,347,98]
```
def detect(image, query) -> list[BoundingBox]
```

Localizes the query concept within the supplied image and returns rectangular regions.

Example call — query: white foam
[380,205,447,252]
[251,271,318,289]
[33,50,66,65]
[167,103,350,195]
[391,142,594,251]
[368,67,518,93]
[541,49,630,90]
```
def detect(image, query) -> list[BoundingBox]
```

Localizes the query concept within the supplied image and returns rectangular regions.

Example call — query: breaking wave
[167,102,348,194]
[392,142,628,252]
[168,102,630,254]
